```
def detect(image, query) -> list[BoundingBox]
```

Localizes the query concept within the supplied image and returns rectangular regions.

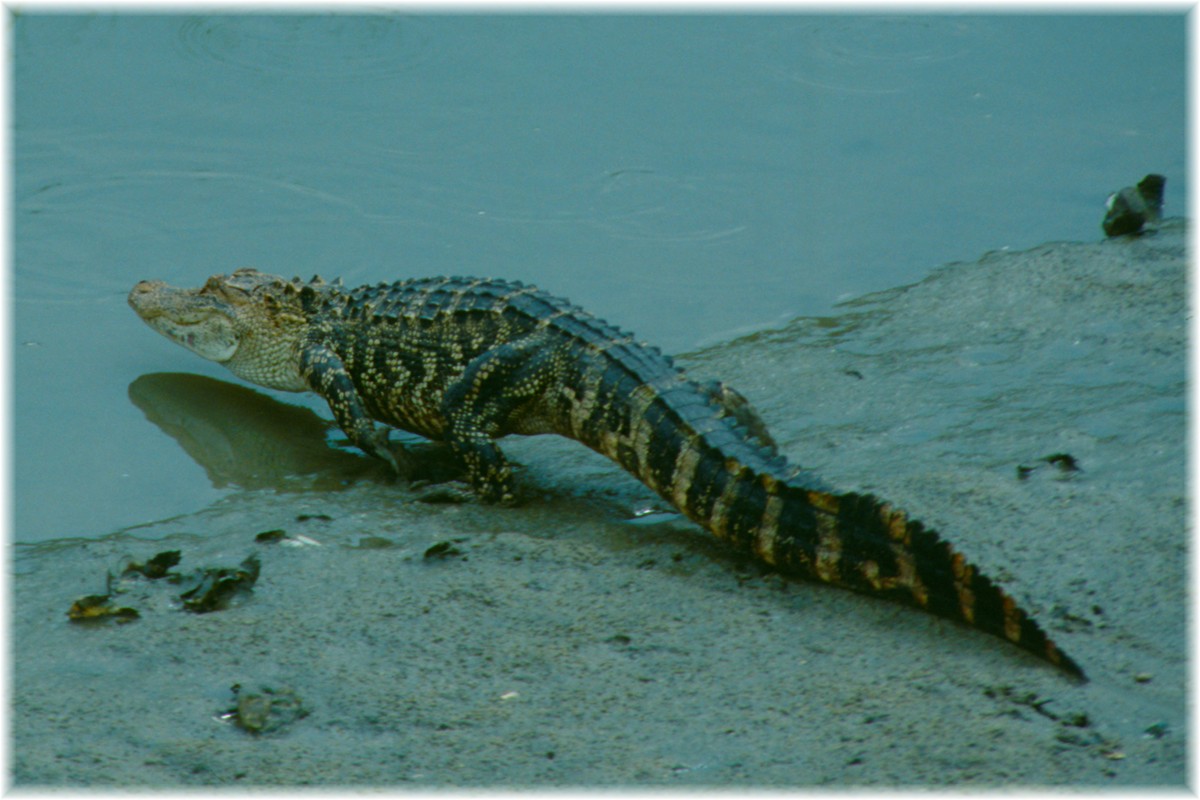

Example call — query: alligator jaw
[128,280,240,363]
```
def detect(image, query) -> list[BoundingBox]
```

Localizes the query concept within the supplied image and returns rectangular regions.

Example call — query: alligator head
[128,268,313,392]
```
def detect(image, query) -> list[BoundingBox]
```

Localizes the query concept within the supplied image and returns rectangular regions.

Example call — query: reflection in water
[127,372,460,491]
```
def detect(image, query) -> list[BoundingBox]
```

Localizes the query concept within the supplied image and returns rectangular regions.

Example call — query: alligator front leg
[299,342,399,472]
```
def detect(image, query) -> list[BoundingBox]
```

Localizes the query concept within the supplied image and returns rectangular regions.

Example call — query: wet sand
[12,221,1187,787]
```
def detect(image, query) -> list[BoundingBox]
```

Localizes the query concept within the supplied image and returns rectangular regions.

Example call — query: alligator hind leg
[440,335,563,504]
[442,428,516,504]
[701,379,779,456]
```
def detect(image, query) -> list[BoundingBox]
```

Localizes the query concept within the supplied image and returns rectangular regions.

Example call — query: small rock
[179,554,261,613]
[66,594,140,623]
[423,540,466,560]
[355,536,395,549]
[1144,722,1169,739]
[121,550,181,580]
[1103,174,1165,237]
[1017,453,1082,481]
[224,683,308,735]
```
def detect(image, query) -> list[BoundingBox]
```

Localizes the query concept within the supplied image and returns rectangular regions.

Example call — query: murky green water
[13,12,1186,543]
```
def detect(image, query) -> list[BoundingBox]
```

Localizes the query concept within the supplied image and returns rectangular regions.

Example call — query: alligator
[128,269,1085,680]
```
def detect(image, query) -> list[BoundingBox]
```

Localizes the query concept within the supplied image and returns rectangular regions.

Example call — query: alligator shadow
[128,373,463,492]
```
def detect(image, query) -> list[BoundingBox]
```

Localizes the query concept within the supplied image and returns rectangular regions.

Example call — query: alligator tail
[662,444,1085,680]
[762,481,1083,678]
[564,358,1083,679]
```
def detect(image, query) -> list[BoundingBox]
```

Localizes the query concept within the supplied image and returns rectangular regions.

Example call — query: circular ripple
[176,15,431,79]
[16,169,362,303]
[381,162,746,244]
[760,16,982,94]
[578,168,747,243]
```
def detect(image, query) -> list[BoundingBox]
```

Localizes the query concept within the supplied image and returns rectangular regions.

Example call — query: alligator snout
[128,280,168,314]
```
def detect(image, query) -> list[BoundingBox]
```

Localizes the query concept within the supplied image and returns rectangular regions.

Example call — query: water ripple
[760,16,983,94]
[579,168,748,243]
[383,160,747,245]
[175,14,432,79]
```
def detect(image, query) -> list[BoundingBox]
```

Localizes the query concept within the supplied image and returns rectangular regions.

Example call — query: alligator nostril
[129,280,162,308]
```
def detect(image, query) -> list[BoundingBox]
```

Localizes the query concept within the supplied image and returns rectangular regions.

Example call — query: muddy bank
[12,222,1187,787]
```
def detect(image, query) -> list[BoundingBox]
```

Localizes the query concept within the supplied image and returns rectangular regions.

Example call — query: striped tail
[562,360,1082,679]
[691,468,1085,680]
